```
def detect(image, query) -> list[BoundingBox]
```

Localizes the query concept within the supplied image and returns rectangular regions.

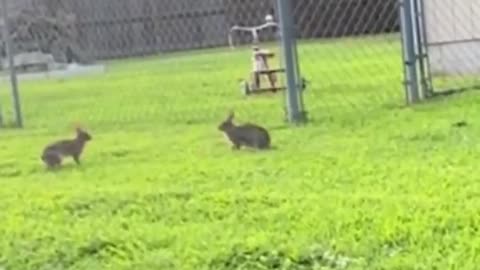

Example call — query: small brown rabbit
[218,112,271,150]
[41,127,92,169]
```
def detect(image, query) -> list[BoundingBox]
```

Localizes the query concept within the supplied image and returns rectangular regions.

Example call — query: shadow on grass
[0,121,23,130]
[430,85,480,99]
[269,125,290,131]
[43,163,87,173]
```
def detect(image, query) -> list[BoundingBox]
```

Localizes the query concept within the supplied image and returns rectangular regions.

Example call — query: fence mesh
[421,0,480,94]
[1,0,288,131]
[1,0,477,131]
[292,0,404,117]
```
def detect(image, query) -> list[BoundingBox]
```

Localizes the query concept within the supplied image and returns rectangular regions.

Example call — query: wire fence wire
[0,0,478,130]
[292,0,404,115]
[422,0,480,94]
[1,0,286,130]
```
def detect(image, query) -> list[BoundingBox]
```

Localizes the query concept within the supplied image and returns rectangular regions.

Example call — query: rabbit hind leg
[42,152,62,169]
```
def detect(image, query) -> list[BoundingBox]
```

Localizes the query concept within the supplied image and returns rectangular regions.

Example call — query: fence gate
[421,0,480,94]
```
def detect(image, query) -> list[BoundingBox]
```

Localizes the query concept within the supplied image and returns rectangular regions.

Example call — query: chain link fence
[422,0,480,95]
[0,0,287,131]
[292,0,404,118]
[0,0,477,130]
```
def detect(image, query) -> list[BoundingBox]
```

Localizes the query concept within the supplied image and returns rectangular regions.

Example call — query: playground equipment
[228,14,307,96]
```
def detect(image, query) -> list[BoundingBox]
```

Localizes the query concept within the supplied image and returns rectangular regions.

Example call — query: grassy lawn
[1,35,480,269]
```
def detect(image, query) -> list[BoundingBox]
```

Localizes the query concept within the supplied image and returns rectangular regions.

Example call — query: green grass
[1,35,480,269]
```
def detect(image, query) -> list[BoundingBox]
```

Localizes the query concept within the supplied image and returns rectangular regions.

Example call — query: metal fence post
[0,83,3,126]
[414,0,434,98]
[277,0,307,123]
[291,31,307,120]
[1,0,23,128]
[399,0,420,104]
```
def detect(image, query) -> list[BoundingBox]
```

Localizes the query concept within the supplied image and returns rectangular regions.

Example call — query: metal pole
[399,0,420,104]
[291,32,307,119]
[277,0,306,123]
[416,0,434,97]
[412,0,428,99]
[1,0,23,128]
[0,79,3,126]
[398,0,410,104]
[0,58,3,127]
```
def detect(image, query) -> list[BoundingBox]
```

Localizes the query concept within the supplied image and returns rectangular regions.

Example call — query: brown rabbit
[41,127,92,169]
[218,112,271,150]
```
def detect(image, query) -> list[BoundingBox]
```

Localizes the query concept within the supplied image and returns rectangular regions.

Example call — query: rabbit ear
[72,122,84,132]
[226,111,234,122]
